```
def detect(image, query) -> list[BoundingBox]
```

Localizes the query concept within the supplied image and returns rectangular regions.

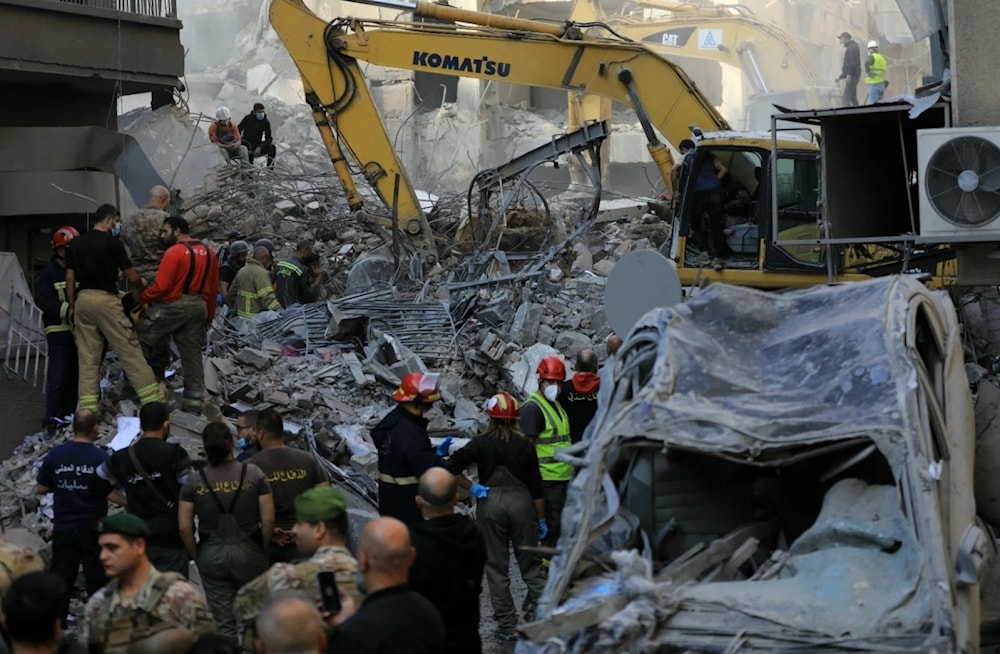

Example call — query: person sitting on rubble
[208,107,249,166]
[238,102,277,169]
[229,246,282,320]
[444,392,547,643]
[372,372,451,526]
[274,239,319,307]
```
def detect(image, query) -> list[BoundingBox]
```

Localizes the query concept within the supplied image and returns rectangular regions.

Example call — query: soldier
[234,486,361,647]
[122,186,171,282]
[82,513,215,654]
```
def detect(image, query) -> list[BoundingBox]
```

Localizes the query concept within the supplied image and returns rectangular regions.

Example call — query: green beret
[295,487,347,523]
[98,513,150,537]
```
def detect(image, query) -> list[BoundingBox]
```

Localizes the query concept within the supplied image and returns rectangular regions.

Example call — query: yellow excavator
[269,0,947,289]
[566,0,842,130]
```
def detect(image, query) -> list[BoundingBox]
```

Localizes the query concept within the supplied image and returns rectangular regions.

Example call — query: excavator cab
[672,137,826,286]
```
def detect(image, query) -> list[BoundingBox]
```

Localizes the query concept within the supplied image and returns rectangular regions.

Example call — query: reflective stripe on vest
[525,392,573,481]
[276,260,304,278]
[237,286,278,318]
[865,52,886,85]
[379,473,419,486]
[45,281,72,334]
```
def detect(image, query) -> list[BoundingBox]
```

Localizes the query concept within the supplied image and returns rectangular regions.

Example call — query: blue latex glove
[435,435,454,458]
[470,482,490,499]
[538,518,549,542]
[216,293,224,307]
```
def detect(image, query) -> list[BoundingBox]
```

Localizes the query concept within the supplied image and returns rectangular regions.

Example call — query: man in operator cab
[672,139,732,271]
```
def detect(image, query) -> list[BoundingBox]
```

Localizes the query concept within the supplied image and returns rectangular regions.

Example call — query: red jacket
[139,239,220,320]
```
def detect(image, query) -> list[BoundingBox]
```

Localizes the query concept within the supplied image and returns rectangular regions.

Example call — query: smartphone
[316,571,342,614]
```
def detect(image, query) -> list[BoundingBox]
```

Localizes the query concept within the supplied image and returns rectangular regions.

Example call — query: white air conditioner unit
[918,126,1000,242]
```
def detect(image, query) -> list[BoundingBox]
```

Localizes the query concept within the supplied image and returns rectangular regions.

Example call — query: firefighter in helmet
[371,372,451,525]
[35,226,80,434]
[444,391,547,641]
[519,355,571,548]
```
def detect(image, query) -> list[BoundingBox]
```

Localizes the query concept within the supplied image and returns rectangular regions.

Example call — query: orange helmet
[392,372,441,404]
[52,225,79,248]
[485,391,519,420]
[537,355,566,381]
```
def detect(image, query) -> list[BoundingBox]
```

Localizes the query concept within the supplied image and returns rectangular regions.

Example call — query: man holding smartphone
[234,487,361,648]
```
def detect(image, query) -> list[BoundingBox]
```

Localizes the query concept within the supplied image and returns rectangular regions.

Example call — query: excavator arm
[270,0,730,263]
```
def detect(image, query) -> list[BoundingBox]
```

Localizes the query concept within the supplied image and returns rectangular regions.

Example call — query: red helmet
[52,225,79,248]
[537,355,566,381]
[392,372,441,404]
[485,391,519,420]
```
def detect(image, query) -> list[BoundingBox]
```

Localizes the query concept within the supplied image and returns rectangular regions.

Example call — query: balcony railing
[51,0,177,19]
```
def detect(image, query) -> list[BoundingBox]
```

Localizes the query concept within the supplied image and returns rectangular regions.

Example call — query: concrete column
[948,0,1000,126]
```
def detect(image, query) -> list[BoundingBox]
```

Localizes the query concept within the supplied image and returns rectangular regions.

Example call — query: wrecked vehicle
[520,276,987,653]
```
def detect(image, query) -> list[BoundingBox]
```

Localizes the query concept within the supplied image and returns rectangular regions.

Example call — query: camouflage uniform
[123,206,169,281]
[234,545,361,648]
[82,568,216,654]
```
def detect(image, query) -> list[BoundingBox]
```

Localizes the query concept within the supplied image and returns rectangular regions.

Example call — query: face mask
[255,112,265,120]
[111,223,122,238]
[543,385,559,402]
[236,438,247,450]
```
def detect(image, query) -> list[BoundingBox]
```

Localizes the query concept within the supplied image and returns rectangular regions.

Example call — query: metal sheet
[604,249,682,337]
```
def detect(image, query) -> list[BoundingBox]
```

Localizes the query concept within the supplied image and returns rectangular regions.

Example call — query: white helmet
[867,40,878,49]
[215,106,231,121]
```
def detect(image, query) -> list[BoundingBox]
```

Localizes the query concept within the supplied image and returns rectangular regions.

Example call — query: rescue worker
[234,486,362,647]
[35,225,79,433]
[178,422,274,641]
[219,240,249,299]
[238,102,277,169]
[82,513,215,654]
[123,185,171,281]
[254,238,276,257]
[409,468,487,653]
[445,392,546,641]
[236,409,261,462]
[65,204,163,411]
[558,348,600,444]
[274,239,318,307]
[230,246,282,320]
[136,216,220,414]
[372,372,451,526]
[837,32,862,107]
[93,402,193,576]
[865,40,887,104]
[208,107,249,165]
[519,355,572,549]
[248,408,329,563]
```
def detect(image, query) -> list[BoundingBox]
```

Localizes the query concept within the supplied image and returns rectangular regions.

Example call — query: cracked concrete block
[509,302,543,347]
[537,324,557,347]
[507,343,562,395]
[235,348,274,370]
[555,331,594,359]
[571,242,594,274]
[593,259,616,276]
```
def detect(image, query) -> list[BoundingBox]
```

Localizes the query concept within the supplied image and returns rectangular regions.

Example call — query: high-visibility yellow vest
[526,392,573,482]
[866,52,886,85]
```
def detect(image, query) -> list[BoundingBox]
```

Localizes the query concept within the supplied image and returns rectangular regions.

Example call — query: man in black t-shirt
[65,204,163,412]
[249,409,328,563]
[93,402,193,575]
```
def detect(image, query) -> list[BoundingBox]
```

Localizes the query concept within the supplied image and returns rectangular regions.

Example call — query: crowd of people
[36,175,326,431]
[17,332,622,653]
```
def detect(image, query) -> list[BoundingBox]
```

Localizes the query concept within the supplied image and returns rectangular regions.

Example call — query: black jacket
[409,514,487,654]
[842,40,861,78]
[35,260,70,332]
[444,431,544,498]
[371,406,441,525]
[327,585,446,654]
[238,113,273,148]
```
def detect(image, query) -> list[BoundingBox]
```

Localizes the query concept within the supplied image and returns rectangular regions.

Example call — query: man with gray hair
[409,468,486,654]
[274,239,319,307]
[230,246,282,319]
[254,591,326,654]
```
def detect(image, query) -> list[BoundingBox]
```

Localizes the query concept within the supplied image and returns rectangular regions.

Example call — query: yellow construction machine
[566,0,841,130]
[269,0,952,289]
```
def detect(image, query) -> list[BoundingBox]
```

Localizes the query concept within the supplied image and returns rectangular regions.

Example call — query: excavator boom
[270,0,731,262]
